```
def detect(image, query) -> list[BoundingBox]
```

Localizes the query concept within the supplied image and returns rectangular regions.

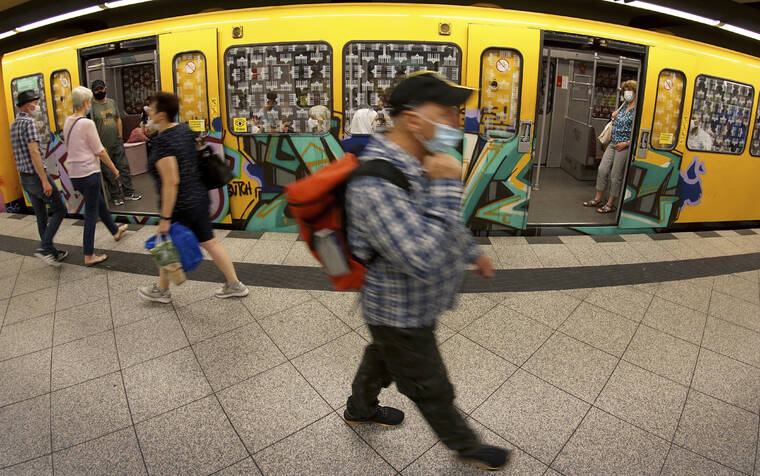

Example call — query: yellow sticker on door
[188,119,205,132]
[659,132,674,145]
[232,117,247,133]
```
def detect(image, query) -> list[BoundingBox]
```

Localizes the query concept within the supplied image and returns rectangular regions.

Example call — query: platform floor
[0,212,758,475]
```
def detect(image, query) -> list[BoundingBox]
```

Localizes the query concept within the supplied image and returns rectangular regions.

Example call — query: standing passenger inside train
[63,86,129,266]
[138,92,249,302]
[342,72,510,471]
[10,89,68,265]
[90,79,142,206]
[583,80,638,213]
[257,91,280,132]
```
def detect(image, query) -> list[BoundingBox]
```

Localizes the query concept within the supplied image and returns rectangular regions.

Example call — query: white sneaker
[138,284,172,303]
[215,281,249,298]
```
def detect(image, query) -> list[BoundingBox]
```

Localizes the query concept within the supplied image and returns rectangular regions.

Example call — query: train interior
[528,39,643,227]
[80,37,159,214]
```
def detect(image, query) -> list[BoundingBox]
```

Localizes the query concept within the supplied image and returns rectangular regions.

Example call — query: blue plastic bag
[144,222,202,272]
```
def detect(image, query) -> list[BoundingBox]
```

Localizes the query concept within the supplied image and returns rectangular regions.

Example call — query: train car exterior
[1,3,759,235]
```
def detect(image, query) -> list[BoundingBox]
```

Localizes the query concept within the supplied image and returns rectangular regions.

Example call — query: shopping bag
[598,121,613,147]
[167,222,203,272]
[145,235,186,285]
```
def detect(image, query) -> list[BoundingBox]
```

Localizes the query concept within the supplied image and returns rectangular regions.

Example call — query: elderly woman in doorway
[583,79,638,214]
[63,86,129,266]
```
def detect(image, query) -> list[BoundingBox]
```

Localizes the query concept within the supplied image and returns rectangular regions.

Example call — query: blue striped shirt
[10,112,41,174]
[346,135,482,328]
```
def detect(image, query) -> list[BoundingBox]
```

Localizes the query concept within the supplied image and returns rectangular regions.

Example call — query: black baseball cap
[388,70,474,116]
[91,79,106,90]
[16,89,40,107]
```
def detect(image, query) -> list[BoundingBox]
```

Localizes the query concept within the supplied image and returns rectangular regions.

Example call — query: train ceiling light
[604,0,760,42]
[0,0,153,40]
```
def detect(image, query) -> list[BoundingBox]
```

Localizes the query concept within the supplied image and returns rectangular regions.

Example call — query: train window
[224,42,332,134]
[343,41,462,133]
[688,74,754,155]
[50,70,73,133]
[10,73,52,156]
[751,102,760,156]
[479,48,522,138]
[173,52,209,131]
[121,63,155,115]
[651,70,685,151]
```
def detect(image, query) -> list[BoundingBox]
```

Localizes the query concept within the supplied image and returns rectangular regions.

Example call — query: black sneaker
[33,249,60,267]
[53,249,69,262]
[343,406,404,427]
[113,198,125,206]
[124,192,142,201]
[458,445,513,471]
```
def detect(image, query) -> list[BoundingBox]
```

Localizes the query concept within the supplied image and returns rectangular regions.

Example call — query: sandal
[113,224,129,241]
[597,204,617,214]
[85,254,108,266]
[583,198,604,207]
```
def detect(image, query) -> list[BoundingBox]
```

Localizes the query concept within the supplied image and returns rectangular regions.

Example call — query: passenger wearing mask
[350,105,377,134]
[90,79,142,206]
[342,71,510,471]
[584,80,637,214]
[308,105,331,133]
[10,89,67,265]
[687,118,714,151]
[138,92,249,302]
[63,86,129,266]
[257,92,280,132]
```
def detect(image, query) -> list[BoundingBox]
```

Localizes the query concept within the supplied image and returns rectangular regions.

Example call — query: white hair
[71,86,93,111]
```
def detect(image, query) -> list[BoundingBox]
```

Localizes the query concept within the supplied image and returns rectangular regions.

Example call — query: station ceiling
[1,0,759,57]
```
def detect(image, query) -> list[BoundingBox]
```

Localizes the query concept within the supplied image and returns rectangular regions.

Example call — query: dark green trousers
[346,324,479,452]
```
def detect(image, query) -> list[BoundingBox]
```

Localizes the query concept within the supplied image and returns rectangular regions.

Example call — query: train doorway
[528,41,643,226]
[79,36,160,215]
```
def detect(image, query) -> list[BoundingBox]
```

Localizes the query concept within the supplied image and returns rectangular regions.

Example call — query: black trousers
[346,324,478,453]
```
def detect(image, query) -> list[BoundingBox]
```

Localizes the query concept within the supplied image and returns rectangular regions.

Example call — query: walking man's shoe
[457,445,513,471]
[215,281,249,298]
[138,284,172,303]
[34,249,61,267]
[53,249,69,262]
[343,406,404,427]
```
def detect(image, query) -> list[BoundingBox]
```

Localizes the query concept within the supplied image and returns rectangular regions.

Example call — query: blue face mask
[415,112,464,153]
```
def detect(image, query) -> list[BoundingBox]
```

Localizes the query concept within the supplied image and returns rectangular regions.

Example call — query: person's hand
[158,219,170,235]
[422,152,462,180]
[42,179,52,197]
[614,142,629,151]
[111,166,120,179]
[474,254,494,279]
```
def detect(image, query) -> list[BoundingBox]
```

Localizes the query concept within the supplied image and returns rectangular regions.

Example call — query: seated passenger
[127,121,157,143]
[350,106,377,135]
[308,105,331,133]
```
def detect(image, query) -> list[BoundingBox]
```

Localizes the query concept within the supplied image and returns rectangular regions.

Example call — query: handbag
[598,121,613,148]
[198,145,233,190]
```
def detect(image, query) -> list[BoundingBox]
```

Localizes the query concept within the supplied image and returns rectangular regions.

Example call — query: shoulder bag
[197,145,234,190]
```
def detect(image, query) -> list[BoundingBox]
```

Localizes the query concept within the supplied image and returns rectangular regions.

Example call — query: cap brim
[438,85,474,107]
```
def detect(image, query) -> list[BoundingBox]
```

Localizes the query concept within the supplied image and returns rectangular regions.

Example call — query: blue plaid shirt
[10,112,41,174]
[347,135,482,328]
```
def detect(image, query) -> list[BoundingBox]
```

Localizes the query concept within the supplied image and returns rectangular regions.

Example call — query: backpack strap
[349,158,411,192]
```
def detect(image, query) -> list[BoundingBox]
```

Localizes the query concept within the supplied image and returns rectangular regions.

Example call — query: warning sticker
[659,132,674,145]
[184,61,196,75]
[495,58,510,72]
[663,79,673,91]
[232,117,247,133]
[188,119,205,132]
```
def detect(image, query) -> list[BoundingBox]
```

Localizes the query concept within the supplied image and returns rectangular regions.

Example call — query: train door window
[688,75,754,155]
[343,41,462,133]
[51,70,73,133]
[479,48,522,138]
[224,42,333,134]
[10,73,52,156]
[750,100,760,156]
[651,69,685,150]
[173,52,209,130]
[121,63,155,115]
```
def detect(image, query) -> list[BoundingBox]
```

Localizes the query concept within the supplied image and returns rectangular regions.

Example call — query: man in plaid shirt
[10,90,67,265]
[343,72,511,471]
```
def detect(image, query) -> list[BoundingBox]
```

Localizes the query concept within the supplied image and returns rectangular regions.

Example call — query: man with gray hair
[10,89,68,265]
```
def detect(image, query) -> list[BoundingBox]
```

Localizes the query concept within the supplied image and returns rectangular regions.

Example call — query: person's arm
[155,155,179,234]
[117,116,123,140]
[27,141,51,196]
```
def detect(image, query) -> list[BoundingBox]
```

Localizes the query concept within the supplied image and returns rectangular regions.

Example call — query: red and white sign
[495,58,510,72]
[664,79,673,90]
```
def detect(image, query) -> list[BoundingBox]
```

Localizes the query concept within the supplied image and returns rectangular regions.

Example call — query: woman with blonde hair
[584,80,638,213]
[63,86,128,266]
[308,105,331,132]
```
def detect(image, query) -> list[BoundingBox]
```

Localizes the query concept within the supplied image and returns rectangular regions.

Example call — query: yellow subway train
[1,2,759,235]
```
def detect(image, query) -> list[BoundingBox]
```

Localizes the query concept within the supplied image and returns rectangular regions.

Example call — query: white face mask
[624,91,634,103]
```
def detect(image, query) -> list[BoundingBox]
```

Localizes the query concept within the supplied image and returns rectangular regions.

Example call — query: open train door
[157,28,221,135]
[462,23,541,233]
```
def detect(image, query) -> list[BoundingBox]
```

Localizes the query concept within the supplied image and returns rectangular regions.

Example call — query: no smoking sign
[495,58,510,72]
